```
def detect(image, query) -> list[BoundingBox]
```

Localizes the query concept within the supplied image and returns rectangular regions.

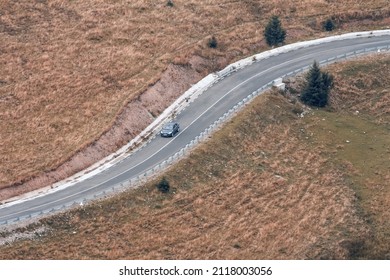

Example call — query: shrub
[157,177,170,193]
[323,18,335,31]
[167,0,174,7]
[300,61,334,107]
[208,36,218,48]
[264,16,286,47]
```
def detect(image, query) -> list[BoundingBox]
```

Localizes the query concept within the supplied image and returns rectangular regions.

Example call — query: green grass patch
[304,111,389,181]
[303,109,390,258]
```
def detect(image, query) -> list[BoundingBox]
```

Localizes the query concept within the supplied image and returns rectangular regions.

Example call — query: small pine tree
[157,177,170,193]
[166,0,174,7]
[208,36,218,48]
[323,18,335,31]
[264,16,286,47]
[300,61,333,107]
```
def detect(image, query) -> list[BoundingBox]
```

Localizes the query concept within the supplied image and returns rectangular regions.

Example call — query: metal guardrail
[1,42,389,226]
[18,31,389,199]
[88,45,390,200]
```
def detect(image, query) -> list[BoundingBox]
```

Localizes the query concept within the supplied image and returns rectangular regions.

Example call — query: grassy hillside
[0,54,389,259]
[1,0,390,199]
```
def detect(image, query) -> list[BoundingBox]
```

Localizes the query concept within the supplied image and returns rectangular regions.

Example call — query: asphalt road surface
[1,34,389,226]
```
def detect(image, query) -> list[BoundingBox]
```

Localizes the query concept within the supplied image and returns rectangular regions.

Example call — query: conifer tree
[167,0,174,7]
[264,16,286,47]
[157,177,170,193]
[208,36,218,48]
[300,61,333,107]
[323,18,335,31]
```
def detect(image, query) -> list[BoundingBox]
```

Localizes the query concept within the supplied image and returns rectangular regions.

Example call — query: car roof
[163,122,178,129]
[164,122,177,127]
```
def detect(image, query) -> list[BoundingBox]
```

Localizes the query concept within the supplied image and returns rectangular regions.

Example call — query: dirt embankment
[0,0,248,201]
[0,55,227,201]
[1,41,389,261]
[1,0,390,201]
[0,91,372,259]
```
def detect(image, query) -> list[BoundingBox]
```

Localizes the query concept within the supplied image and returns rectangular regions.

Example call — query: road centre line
[1,42,381,218]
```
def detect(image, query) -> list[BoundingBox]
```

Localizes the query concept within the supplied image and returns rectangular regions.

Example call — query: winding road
[1,32,389,226]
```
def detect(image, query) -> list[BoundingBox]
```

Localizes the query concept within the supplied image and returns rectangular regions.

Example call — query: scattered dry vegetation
[0,0,389,260]
[302,54,390,258]
[1,54,389,259]
[0,92,367,259]
[1,0,390,200]
[330,54,390,124]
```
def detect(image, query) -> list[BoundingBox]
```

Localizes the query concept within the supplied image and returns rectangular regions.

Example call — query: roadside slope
[1,54,388,259]
[2,0,390,200]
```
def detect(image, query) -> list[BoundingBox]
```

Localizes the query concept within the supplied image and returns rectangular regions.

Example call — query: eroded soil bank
[1,0,389,201]
[0,55,230,201]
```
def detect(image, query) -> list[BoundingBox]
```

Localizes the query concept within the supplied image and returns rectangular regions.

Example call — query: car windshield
[164,123,175,129]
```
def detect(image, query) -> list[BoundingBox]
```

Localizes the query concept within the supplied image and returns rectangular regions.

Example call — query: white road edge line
[1,35,389,220]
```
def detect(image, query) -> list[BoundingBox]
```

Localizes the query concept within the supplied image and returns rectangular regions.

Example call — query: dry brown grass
[281,53,390,258]
[306,54,390,258]
[1,0,390,199]
[0,92,370,259]
[1,54,389,259]
[329,53,390,124]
